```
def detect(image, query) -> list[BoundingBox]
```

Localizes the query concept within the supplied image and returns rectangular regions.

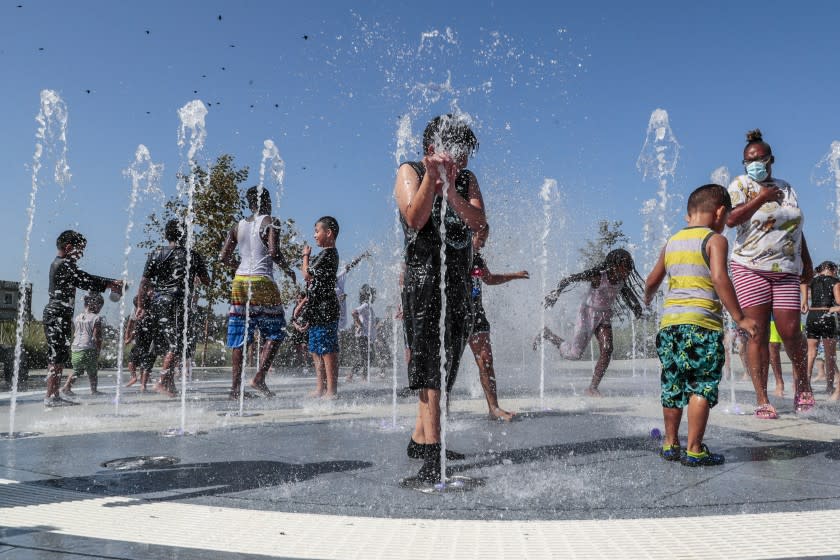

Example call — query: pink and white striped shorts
[730,262,801,310]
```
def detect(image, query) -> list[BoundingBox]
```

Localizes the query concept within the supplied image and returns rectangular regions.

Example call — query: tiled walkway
[3,361,840,558]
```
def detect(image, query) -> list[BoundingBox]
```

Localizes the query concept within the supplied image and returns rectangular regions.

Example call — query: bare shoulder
[396,162,421,185]
[706,232,728,248]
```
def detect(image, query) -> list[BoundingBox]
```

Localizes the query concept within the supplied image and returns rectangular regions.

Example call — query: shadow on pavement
[17,459,372,505]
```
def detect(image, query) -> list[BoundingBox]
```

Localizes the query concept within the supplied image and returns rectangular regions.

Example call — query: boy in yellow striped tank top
[645,184,758,467]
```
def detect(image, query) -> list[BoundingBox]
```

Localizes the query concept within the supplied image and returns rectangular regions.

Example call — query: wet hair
[604,249,634,273]
[606,249,643,320]
[246,186,272,212]
[422,114,479,157]
[816,261,837,274]
[554,249,643,319]
[164,219,186,244]
[744,128,773,158]
[687,184,732,213]
[584,249,643,320]
[56,230,86,249]
[316,216,339,238]
[359,283,376,304]
[83,292,104,309]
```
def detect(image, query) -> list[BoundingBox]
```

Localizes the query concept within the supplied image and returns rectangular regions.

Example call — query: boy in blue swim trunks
[302,216,341,399]
[645,184,758,466]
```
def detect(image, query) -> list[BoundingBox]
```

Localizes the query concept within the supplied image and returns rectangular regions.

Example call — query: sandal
[754,404,778,419]
[680,443,725,467]
[659,443,682,462]
[794,391,815,414]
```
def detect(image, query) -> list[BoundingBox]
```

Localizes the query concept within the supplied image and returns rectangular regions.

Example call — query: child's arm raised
[544,269,597,308]
[644,248,666,307]
[394,161,438,230]
[707,234,758,338]
[443,169,487,234]
[301,244,312,283]
[482,264,529,286]
[64,261,121,294]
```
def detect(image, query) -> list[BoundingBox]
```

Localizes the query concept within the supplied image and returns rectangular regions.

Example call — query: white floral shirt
[727,175,803,274]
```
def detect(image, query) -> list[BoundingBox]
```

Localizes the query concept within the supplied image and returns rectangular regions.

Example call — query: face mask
[746,161,769,182]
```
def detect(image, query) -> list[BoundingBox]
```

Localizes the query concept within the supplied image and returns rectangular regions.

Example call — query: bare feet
[344,375,355,383]
[154,382,177,398]
[773,384,785,397]
[248,381,275,397]
[489,407,516,421]
[308,390,325,398]
[322,392,339,400]
[125,375,138,388]
[830,390,840,401]
[585,386,602,397]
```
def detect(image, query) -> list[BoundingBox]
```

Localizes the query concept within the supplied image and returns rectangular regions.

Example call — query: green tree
[578,220,629,268]
[140,154,304,365]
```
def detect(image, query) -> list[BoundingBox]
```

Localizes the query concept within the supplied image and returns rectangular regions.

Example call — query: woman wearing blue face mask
[726,129,814,418]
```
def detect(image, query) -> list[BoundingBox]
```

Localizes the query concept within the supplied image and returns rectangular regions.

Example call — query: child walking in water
[539,248,643,396]
[63,292,106,396]
[645,184,757,466]
[43,230,123,406]
[468,225,528,421]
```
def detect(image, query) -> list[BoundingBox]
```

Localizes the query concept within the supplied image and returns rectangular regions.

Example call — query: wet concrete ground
[3,358,840,558]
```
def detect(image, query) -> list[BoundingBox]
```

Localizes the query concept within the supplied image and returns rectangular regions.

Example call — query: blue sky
[2,0,840,319]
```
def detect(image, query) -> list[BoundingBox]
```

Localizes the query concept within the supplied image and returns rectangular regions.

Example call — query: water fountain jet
[6,90,70,438]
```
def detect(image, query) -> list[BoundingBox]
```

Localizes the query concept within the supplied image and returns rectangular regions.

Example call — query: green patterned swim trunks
[656,324,724,409]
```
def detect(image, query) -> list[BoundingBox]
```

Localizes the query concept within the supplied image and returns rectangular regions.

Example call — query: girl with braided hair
[538,248,643,396]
